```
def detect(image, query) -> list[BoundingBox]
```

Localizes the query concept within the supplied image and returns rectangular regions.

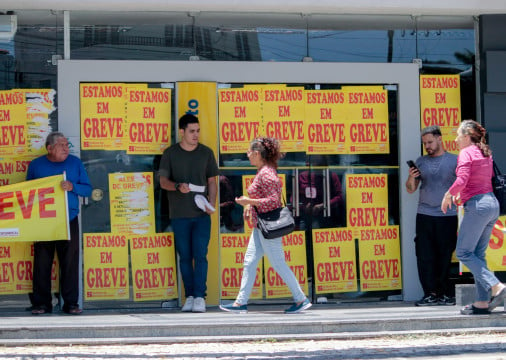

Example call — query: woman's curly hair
[250,137,285,168]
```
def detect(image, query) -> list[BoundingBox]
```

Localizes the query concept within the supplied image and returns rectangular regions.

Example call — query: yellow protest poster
[0,157,36,186]
[219,87,262,154]
[420,75,461,154]
[24,89,57,157]
[126,88,172,155]
[0,174,69,242]
[312,228,358,294]
[83,233,129,300]
[220,233,263,299]
[346,174,389,228]
[80,83,127,150]
[358,225,402,291]
[0,90,27,157]
[342,87,389,154]
[262,86,305,152]
[130,233,178,301]
[109,172,156,235]
[304,90,347,154]
[264,231,308,298]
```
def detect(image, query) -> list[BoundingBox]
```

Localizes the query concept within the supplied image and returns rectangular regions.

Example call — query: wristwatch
[175,183,181,192]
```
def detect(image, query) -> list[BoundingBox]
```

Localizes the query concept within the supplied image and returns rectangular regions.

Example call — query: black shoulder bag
[492,161,506,215]
[254,198,295,239]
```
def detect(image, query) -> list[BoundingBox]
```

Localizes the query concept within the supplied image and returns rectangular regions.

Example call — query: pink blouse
[448,144,494,204]
[247,165,282,227]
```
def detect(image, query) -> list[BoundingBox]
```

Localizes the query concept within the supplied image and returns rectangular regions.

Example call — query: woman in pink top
[441,120,505,315]
[219,137,311,314]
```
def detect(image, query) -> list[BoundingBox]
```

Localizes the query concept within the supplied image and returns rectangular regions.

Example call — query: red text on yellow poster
[130,233,178,301]
[420,75,461,154]
[24,89,57,157]
[83,233,129,300]
[0,175,69,242]
[242,174,286,233]
[488,216,506,271]
[342,87,389,154]
[304,90,347,154]
[109,172,155,235]
[346,174,388,228]
[126,88,172,154]
[262,86,305,152]
[312,228,357,294]
[80,83,126,150]
[264,231,308,298]
[0,157,36,186]
[219,87,261,154]
[220,233,263,299]
[358,225,402,291]
[0,242,59,294]
[0,90,27,157]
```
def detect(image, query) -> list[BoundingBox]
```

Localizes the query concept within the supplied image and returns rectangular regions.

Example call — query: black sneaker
[438,295,456,306]
[415,294,438,306]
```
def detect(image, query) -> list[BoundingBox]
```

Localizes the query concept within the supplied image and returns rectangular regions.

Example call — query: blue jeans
[172,216,211,298]
[236,228,306,305]
[457,193,500,302]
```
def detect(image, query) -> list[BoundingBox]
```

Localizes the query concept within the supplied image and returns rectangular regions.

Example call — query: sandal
[488,287,506,312]
[63,305,83,315]
[460,304,490,315]
[31,306,52,315]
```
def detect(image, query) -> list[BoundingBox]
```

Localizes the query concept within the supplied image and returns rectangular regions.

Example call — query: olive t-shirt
[159,143,219,219]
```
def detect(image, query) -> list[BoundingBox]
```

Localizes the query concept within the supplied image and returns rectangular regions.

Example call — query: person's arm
[405,166,421,194]
[67,162,92,197]
[207,176,217,214]
[159,175,190,193]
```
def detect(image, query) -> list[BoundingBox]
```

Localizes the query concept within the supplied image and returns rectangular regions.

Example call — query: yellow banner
[262,86,305,152]
[304,90,347,154]
[130,233,178,301]
[0,90,27,157]
[342,87,389,154]
[488,217,506,271]
[219,87,261,153]
[420,75,461,154]
[109,172,156,235]
[83,233,129,300]
[264,231,308,298]
[313,228,358,294]
[358,225,402,291]
[80,83,127,150]
[220,233,263,299]
[0,174,69,242]
[126,88,172,154]
[346,174,389,228]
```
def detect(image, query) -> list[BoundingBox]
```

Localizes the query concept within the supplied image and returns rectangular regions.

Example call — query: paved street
[0,332,504,359]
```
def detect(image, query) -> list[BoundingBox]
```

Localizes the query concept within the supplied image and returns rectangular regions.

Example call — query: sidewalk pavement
[0,301,504,346]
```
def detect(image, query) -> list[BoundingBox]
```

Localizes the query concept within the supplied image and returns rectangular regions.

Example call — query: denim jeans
[457,192,500,302]
[236,228,306,305]
[172,215,211,298]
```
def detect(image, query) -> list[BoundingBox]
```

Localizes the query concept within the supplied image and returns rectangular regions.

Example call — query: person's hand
[235,195,250,207]
[178,183,190,194]
[408,167,421,179]
[205,207,215,215]
[441,192,453,214]
[61,180,73,192]
[243,204,252,221]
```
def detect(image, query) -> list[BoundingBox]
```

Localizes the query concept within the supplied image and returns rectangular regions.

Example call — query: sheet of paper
[189,183,206,193]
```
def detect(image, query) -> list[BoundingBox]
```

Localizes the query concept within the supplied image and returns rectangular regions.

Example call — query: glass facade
[0,10,479,311]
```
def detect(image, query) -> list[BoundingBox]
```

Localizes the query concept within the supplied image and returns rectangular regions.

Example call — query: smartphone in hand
[407,160,421,179]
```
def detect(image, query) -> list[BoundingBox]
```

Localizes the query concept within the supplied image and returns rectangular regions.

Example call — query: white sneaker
[181,296,194,312]
[192,297,206,313]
